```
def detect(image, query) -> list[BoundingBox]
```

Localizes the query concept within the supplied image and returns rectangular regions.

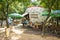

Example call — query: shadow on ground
[22,27,60,38]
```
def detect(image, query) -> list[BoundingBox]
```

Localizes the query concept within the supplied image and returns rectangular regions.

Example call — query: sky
[31,0,37,2]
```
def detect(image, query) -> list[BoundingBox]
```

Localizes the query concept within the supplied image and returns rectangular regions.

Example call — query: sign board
[29,13,47,23]
[30,14,38,18]
[29,13,40,23]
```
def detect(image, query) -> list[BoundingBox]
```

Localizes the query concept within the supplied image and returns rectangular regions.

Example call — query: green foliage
[1,0,60,17]
[31,0,41,6]
[9,1,25,14]
[40,0,60,10]
[52,0,60,10]
[0,0,31,14]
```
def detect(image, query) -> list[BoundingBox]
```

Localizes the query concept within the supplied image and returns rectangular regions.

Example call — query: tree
[40,0,57,36]
[9,1,25,14]
[0,0,31,28]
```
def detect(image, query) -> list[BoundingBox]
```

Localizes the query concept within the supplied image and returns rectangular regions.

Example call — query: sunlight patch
[11,36,21,40]
[0,28,5,33]
[12,28,24,34]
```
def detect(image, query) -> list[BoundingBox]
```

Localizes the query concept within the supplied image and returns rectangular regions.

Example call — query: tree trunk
[0,14,4,27]
[1,20,3,27]
[5,0,10,38]
[42,0,56,36]
[56,0,59,27]
[56,18,59,26]
[6,0,9,28]
[42,9,51,37]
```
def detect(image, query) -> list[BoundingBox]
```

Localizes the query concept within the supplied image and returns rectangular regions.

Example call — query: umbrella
[51,10,60,17]
[42,10,60,17]
[52,10,60,14]
[8,13,23,19]
[42,11,49,16]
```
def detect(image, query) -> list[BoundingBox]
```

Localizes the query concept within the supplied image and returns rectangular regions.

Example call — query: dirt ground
[0,27,60,40]
[16,28,60,40]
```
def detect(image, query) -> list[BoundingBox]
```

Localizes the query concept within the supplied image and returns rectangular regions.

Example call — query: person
[22,18,25,27]
[8,17,12,25]
[22,18,29,27]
